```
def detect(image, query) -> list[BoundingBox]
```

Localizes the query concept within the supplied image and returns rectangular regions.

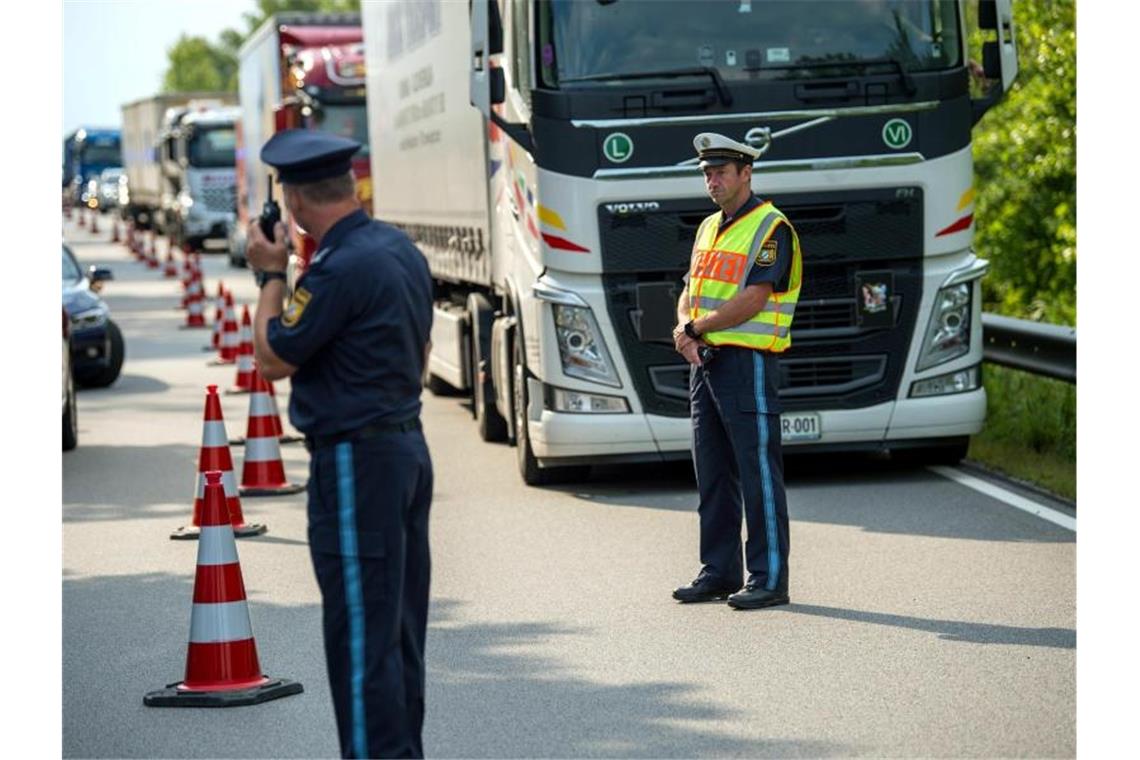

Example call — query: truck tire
[468,293,507,442]
[76,320,125,388]
[62,370,78,451]
[512,329,589,486]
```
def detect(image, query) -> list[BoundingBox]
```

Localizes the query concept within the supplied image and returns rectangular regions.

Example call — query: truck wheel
[469,294,507,442]
[62,370,78,451]
[512,330,589,486]
[76,320,125,388]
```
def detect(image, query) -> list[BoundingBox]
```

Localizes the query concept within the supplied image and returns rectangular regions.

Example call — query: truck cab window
[511,0,533,108]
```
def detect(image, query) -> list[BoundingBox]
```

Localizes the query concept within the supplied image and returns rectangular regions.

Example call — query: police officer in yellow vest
[672,132,802,610]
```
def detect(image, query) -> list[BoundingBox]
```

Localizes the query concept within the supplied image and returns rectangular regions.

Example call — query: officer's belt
[304,418,422,451]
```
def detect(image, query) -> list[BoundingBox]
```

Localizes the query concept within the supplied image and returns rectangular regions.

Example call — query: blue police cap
[260,129,362,184]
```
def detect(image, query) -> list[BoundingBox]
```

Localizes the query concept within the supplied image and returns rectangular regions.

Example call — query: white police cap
[693,132,761,169]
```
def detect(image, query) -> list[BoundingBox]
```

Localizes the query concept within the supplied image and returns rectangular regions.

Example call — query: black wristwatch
[684,320,702,340]
[256,270,287,288]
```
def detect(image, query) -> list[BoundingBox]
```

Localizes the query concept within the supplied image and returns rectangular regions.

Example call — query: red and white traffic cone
[205,283,226,352]
[209,292,240,366]
[64,204,73,221]
[266,376,304,445]
[229,371,301,446]
[172,385,267,540]
[90,211,100,234]
[146,470,301,707]
[226,306,255,394]
[181,289,207,329]
[163,245,178,278]
[111,218,121,243]
[147,233,160,269]
[78,207,87,228]
[238,366,304,496]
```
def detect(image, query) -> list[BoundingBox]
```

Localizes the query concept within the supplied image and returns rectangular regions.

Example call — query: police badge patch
[755,239,779,266]
[281,287,311,327]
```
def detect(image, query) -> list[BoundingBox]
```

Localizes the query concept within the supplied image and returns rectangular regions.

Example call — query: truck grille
[597,189,923,417]
[200,186,236,213]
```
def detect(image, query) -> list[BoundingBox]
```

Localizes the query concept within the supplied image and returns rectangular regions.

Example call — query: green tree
[970,0,1076,325]
[162,35,229,92]
[161,0,361,95]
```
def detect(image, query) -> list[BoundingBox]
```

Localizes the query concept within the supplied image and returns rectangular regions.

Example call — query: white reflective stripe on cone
[243,436,282,463]
[196,525,240,566]
[189,601,254,643]
[236,354,254,371]
[249,394,274,416]
[222,331,239,348]
[195,469,239,499]
[240,326,252,342]
[201,421,228,447]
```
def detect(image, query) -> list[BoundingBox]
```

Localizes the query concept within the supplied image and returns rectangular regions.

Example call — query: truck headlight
[552,303,621,387]
[910,365,980,398]
[916,282,972,371]
[545,385,629,413]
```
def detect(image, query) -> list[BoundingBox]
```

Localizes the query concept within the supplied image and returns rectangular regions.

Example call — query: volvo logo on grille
[605,201,660,215]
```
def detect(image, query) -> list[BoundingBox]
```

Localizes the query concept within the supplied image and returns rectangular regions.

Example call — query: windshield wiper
[559,66,734,107]
[762,57,916,97]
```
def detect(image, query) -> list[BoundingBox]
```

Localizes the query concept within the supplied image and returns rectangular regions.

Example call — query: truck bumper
[528,388,986,465]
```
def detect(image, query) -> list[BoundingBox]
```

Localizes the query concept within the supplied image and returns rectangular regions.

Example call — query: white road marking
[928,465,1076,532]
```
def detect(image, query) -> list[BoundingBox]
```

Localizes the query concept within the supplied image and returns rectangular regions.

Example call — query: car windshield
[538,0,961,87]
[187,127,236,168]
[311,104,370,157]
[62,246,82,283]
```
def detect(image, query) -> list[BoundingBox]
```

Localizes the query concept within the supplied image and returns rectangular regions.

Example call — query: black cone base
[144,677,303,707]
[170,523,267,540]
[240,483,305,498]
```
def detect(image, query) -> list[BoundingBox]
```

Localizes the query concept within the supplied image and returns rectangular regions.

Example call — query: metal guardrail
[981,313,1076,383]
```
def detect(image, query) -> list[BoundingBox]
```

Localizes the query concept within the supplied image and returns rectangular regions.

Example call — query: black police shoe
[726,583,790,610]
[672,573,740,603]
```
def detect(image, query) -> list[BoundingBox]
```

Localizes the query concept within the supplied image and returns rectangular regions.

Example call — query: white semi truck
[156,101,240,251]
[363,0,1018,485]
[120,92,230,230]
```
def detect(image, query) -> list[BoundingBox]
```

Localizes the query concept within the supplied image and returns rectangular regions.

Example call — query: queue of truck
[63,1,1020,485]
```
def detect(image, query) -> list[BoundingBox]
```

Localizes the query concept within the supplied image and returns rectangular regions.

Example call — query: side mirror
[88,266,113,283]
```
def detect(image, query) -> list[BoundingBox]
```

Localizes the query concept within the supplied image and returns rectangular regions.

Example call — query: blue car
[62,244,124,388]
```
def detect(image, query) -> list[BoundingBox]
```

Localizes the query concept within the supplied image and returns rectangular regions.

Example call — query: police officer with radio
[672,132,803,611]
[246,129,434,758]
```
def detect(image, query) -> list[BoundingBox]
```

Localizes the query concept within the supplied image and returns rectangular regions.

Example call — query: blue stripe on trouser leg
[335,442,369,759]
[753,353,781,590]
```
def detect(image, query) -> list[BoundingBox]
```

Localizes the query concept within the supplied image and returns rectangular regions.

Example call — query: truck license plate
[780,412,821,442]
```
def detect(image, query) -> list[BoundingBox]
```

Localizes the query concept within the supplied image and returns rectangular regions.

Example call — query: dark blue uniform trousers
[690,346,790,591]
[307,430,433,759]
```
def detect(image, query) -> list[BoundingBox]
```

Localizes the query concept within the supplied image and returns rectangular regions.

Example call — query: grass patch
[967,364,1076,502]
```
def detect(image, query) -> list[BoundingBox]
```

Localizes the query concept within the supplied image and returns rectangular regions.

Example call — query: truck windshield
[311,104,370,157]
[538,0,961,87]
[80,141,121,166]
[187,127,236,168]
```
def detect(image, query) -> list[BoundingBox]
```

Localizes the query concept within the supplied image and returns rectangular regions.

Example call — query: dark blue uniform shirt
[267,210,433,437]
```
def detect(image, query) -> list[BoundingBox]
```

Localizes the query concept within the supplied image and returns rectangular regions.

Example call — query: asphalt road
[62,212,1076,758]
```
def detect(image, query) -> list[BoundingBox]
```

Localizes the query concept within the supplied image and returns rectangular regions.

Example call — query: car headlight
[916,282,972,371]
[552,303,621,387]
[910,365,981,398]
[70,307,107,329]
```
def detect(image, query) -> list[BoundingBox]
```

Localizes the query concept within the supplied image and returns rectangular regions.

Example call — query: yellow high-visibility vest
[688,201,802,352]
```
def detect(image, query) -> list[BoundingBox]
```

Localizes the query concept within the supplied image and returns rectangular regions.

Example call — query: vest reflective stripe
[695,294,797,315]
[689,202,802,352]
